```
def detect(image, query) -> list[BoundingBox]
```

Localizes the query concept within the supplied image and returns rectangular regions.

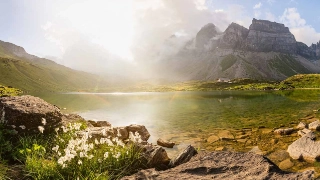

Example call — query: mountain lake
[30,90,320,171]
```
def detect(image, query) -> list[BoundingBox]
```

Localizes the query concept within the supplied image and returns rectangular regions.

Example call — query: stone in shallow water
[249,146,264,155]
[207,135,219,143]
[296,122,307,130]
[157,138,175,148]
[287,132,319,162]
[308,120,320,130]
[274,128,294,135]
[279,158,294,170]
[297,128,312,137]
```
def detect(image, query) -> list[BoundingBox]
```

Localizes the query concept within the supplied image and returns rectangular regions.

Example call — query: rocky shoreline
[0,95,318,179]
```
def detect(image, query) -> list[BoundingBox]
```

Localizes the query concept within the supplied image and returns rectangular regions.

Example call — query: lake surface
[31,90,320,155]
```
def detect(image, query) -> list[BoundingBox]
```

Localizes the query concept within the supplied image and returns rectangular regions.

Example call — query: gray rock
[287,132,319,162]
[195,23,219,49]
[157,138,175,148]
[169,145,197,168]
[122,151,313,180]
[296,122,307,130]
[0,95,62,134]
[145,146,170,169]
[88,120,111,127]
[126,124,150,141]
[274,128,294,135]
[279,158,294,170]
[297,128,312,137]
[308,120,320,130]
[246,18,297,54]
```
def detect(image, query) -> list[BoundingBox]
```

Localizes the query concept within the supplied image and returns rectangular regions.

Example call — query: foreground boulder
[169,145,197,168]
[0,95,62,134]
[122,151,313,180]
[287,132,320,162]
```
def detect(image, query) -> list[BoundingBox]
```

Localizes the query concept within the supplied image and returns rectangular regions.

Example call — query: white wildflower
[58,151,61,156]
[19,125,26,130]
[78,160,82,165]
[113,152,121,159]
[41,118,46,125]
[52,145,59,152]
[98,158,102,163]
[88,155,94,159]
[38,126,44,133]
[55,127,59,133]
[94,138,100,145]
[11,125,16,128]
[104,152,109,159]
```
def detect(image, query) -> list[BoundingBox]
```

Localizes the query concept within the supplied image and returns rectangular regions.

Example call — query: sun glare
[59,0,134,60]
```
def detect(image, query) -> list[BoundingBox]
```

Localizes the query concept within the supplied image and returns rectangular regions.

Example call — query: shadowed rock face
[195,23,219,49]
[246,18,297,53]
[219,22,249,49]
[122,151,314,180]
[0,95,63,134]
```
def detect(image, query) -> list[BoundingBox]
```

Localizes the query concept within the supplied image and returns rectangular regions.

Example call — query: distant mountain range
[156,18,320,81]
[0,40,108,92]
[1,18,320,92]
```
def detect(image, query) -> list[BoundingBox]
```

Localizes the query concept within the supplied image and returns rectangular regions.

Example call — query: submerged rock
[274,128,294,135]
[287,132,319,162]
[122,151,313,180]
[279,158,294,170]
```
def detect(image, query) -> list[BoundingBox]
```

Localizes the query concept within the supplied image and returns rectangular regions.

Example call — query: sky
[1,0,320,74]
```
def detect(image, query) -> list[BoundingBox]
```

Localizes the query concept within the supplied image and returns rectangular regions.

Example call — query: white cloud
[253,2,262,9]
[280,8,320,45]
[265,12,276,22]
[267,0,275,5]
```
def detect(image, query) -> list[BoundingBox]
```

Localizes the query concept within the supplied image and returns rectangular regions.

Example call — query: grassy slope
[280,74,320,89]
[269,54,310,77]
[0,57,105,92]
[0,85,22,96]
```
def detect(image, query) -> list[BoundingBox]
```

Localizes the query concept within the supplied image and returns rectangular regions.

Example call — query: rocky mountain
[157,18,320,81]
[0,40,109,92]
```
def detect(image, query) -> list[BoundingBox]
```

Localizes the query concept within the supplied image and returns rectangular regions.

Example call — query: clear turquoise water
[31,90,320,145]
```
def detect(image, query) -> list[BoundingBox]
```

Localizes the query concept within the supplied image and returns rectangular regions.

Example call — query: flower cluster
[53,123,129,169]
[129,131,143,143]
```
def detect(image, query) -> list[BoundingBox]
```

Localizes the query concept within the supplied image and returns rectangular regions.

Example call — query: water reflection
[30,90,320,146]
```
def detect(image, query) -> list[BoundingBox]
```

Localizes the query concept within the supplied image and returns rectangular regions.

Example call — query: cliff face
[219,23,249,49]
[156,18,320,81]
[195,23,219,49]
[245,19,297,53]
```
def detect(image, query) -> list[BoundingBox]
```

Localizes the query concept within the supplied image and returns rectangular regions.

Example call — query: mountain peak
[0,40,27,57]
[249,18,290,33]
[195,23,219,48]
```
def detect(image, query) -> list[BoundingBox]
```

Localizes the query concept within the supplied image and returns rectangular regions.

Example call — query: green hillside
[280,74,320,89]
[0,40,109,92]
[0,57,106,92]
[0,85,22,96]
